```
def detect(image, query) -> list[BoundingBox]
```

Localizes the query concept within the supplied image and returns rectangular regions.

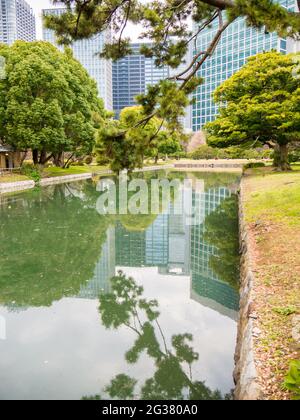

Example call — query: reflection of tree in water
[204,196,240,290]
[0,172,174,308]
[84,271,224,401]
[190,172,240,190]
[113,170,180,232]
[0,182,111,307]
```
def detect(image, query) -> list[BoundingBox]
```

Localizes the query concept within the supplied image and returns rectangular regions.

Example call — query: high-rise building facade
[0,0,36,45]
[42,8,113,111]
[169,45,193,131]
[112,43,170,119]
[192,0,297,131]
[112,43,146,118]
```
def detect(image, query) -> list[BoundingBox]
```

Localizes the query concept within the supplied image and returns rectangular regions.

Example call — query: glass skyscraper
[0,0,36,45]
[42,8,113,111]
[112,43,170,119]
[192,0,297,131]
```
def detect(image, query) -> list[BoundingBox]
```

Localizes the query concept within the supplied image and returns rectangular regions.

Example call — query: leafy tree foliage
[95,106,183,171]
[283,359,300,400]
[152,130,184,162]
[44,0,300,170]
[0,41,106,165]
[206,52,300,170]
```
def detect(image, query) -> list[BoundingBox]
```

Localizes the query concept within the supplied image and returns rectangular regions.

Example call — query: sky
[27,0,143,41]
[27,0,54,39]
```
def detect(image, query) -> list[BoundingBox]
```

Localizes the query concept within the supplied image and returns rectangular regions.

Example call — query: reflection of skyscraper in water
[190,187,239,320]
[116,223,147,267]
[78,226,115,299]
[87,177,239,318]
[115,187,191,275]
[145,214,169,266]
[115,215,169,268]
[192,187,231,281]
[158,187,191,276]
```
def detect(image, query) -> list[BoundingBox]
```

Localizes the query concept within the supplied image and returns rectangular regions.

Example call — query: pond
[0,171,240,400]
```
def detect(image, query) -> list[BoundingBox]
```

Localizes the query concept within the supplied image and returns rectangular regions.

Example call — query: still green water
[0,171,240,400]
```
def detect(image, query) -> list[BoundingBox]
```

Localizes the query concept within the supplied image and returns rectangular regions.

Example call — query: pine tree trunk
[273,144,291,171]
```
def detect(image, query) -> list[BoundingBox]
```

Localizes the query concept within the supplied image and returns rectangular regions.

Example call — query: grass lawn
[243,163,300,400]
[42,165,109,178]
[0,174,30,183]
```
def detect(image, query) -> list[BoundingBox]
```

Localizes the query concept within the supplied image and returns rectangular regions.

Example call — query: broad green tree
[44,1,300,170]
[95,106,164,172]
[152,130,184,163]
[206,52,300,170]
[0,41,106,165]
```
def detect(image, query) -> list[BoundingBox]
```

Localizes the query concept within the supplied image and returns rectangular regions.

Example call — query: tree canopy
[0,41,106,165]
[95,105,184,171]
[205,52,300,170]
[45,0,300,132]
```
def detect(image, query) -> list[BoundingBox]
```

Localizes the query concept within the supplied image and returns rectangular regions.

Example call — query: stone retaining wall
[174,163,243,168]
[234,179,263,400]
[39,173,92,186]
[0,180,35,193]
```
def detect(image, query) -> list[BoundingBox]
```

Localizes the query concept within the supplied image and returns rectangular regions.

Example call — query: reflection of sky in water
[0,269,236,400]
[0,172,240,400]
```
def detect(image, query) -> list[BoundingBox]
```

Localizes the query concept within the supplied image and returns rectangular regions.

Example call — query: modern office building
[0,0,36,45]
[112,43,170,119]
[112,43,146,118]
[192,0,297,131]
[42,8,113,110]
[169,44,193,131]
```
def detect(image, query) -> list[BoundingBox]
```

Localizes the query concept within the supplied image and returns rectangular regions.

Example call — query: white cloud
[27,0,143,41]
[27,0,55,39]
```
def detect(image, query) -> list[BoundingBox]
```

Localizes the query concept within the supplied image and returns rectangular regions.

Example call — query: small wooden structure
[0,144,22,169]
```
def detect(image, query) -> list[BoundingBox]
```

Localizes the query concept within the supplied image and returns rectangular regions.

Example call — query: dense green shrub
[168,151,188,160]
[84,156,93,165]
[96,155,111,165]
[243,162,266,170]
[188,145,220,160]
[288,149,300,163]
[223,147,272,160]
[20,164,42,182]
[70,161,84,167]
[283,360,300,400]
[188,145,272,160]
